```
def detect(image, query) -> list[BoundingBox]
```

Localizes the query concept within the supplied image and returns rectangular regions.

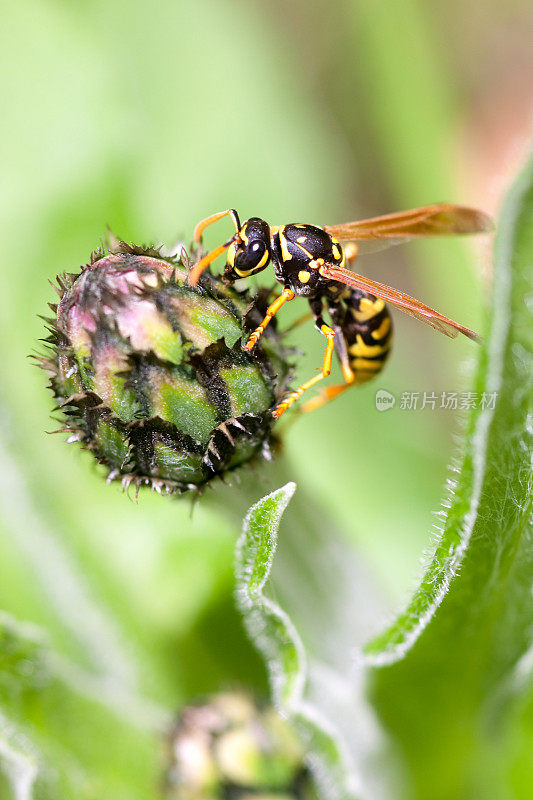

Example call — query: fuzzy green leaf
[363,154,533,798]
[235,483,361,800]
[234,153,533,800]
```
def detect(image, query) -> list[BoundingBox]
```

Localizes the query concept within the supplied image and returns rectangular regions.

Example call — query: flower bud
[166,692,316,800]
[40,242,292,494]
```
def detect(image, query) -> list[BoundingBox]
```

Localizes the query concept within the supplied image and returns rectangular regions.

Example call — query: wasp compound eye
[234,239,269,273]
[40,241,293,495]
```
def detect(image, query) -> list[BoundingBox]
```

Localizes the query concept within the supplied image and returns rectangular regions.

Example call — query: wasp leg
[298,300,355,415]
[244,288,295,351]
[328,300,355,383]
[273,314,336,419]
[298,376,355,414]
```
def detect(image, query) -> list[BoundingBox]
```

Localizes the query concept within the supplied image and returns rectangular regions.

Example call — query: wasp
[188,205,492,418]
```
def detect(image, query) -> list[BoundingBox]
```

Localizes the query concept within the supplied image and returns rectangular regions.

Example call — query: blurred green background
[0,1,531,798]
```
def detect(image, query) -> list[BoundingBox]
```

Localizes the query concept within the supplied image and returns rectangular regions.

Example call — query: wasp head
[223,217,271,283]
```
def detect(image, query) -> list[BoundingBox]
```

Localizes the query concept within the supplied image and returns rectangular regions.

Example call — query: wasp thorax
[41,241,293,495]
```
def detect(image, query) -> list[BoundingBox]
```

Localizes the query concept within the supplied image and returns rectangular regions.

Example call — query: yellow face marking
[226,242,236,268]
[255,248,269,270]
[331,236,340,245]
[294,223,306,228]
[234,267,253,278]
[349,334,390,358]
[239,225,249,246]
[279,229,293,261]
[332,244,342,260]
[297,236,307,243]
[298,270,311,284]
[371,316,391,339]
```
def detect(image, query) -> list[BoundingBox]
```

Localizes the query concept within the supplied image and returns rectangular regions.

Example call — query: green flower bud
[166,692,316,800]
[40,241,293,494]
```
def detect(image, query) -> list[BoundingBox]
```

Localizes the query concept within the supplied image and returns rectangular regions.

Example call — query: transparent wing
[320,262,480,341]
[324,204,493,248]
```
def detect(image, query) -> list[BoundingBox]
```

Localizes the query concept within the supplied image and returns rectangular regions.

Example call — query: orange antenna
[193,209,241,242]
[188,237,238,285]
[188,209,242,286]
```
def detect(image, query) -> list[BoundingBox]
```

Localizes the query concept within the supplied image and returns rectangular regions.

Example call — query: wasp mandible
[188,205,493,418]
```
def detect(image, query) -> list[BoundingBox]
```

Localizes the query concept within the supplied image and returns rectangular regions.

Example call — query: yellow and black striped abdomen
[343,289,392,384]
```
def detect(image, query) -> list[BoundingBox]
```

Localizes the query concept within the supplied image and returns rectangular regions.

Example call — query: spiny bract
[39,241,293,495]
[166,691,316,800]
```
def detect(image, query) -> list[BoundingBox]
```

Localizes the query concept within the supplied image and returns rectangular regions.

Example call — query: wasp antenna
[193,209,241,242]
[188,235,238,286]
[229,209,241,232]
